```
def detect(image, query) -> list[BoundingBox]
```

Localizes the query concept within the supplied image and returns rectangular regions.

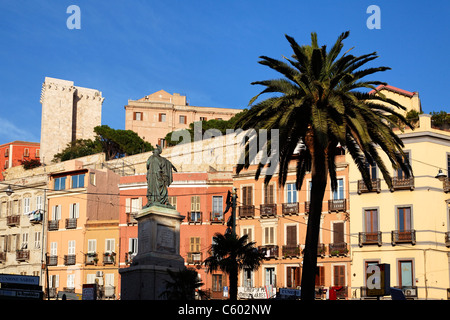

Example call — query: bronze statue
[144,145,177,208]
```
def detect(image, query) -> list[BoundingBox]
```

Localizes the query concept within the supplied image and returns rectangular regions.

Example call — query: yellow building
[349,87,450,300]
[45,160,120,299]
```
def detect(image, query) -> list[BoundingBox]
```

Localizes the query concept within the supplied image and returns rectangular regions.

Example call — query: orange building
[45,160,120,299]
[233,152,351,299]
[0,141,40,180]
[118,171,233,299]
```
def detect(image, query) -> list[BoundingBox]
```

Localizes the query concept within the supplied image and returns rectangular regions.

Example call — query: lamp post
[5,185,14,196]
[435,169,447,181]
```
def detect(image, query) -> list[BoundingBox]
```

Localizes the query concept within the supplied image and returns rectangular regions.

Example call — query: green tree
[203,232,264,301]
[159,267,205,300]
[52,139,101,162]
[235,31,412,300]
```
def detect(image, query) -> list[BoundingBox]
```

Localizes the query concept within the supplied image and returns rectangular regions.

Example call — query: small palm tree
[159,267,204,300]
[235,31,412,300]
[204,232,265,300]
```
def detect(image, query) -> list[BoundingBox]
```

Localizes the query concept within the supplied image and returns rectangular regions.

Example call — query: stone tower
[39,77,104,164]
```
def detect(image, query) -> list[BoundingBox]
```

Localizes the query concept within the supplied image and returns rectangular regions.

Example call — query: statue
[144,145,177,208]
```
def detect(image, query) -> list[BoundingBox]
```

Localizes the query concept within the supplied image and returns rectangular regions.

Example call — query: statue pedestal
[119,204,185,300]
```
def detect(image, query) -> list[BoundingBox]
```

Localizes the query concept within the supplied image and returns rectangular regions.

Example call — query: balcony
[304,201,310,214]
[260,204,277,218]
[445,232,450,247]
[282,245,301,258]
[328,242,348,256]
[16,249,29,261]
[282,202,299,216]
[357,179,381,194]
[238,205,255,218]
[258,245,279,259]
[330,286,348,299]
[317,243,326,256]
[99,285,116,299]
[85,252,98,265]
[393,286,418,299]
[187,211,202,224]
[0,251,6,262]
[103,252,116,265]
[29,210,43,224]
[64,254,76,265]
[47,255,58,266]
[444,178,450,193]
[359,232,382,247]
[391,177,414,191]
[328,199,346,212]
[391,230,416,245]
[46,288,58,299]
[6,215,20,227]
[127,212,138,225]
[210,211,224,224]
[65,218,77,229]
[186,252,202,265]
[48,220,59,231]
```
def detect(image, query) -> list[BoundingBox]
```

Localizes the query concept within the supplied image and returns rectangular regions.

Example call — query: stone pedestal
[120,204,185,300]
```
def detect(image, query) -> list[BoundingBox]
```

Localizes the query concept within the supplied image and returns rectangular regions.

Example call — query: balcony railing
[282,245,301,258]
[282,202,299,215]
[329,242,348,256]
[16,249,29,261]
[187,252,202,264]
[65,218,77,229]
[103,252,116,265]
[238,205,255,218]
[258,245,279,259]
[187,211,202,223]
[445,232,450,247]
[391,230,416,245]
[393,286,418,298]
[359,232,382,247]
[0,251,6,262]
[392,177,414,191]
[6,215,20,227]
[47,255,58,266]
[328,199,347,212]
[64,254,76,265]
[127,212,138,224]
[305,201,310,214]
[85,252,98,265]
[48,220,59,231]
[260,204,277,218]
[357,179,381,194]
[210,211,224,223]
[46,288,58,299]
[317,243,326,256]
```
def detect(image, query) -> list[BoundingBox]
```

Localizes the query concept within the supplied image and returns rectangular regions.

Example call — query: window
[21,233,28,249]
[315,266,325,286]
[36,195,43,210]
[168,196,177,209]
[243,269,253,287]
[88,239,97,254]
[396,151,410,179]
[36,149,40,158]
[286,225,297,246]
[133,112,143,121]
[397,207,412,231]
[105,239,115,253]
[364,209,378,233]
[69,203,79,219]
[49,275,59,289]
[23,197,31,214]
[242,186,253,205]
[333,222,345,244]
[179,115,187,124]
[286,266,301,288]
[265,267,276,286]
[333,179,344,200]
[126,198,142,214]
[158,113,166,122]
[34,231,41,249]
[158,138,166,148]
[67,274,75,289]
[286,183,297,203]
[200,117,207,121]
[191,196,201,212]
[190,237,201,252]
[367,163,377,179]
[212,196,222,214]
[264,184,274,204]
[213,274,223,292]
[72,174,85,188]
[23,148,29,157]
[51,205,61,220]
[68,240,76,255]
[54,177,66,191]
[333,265,346,286]
[129,238,138,256]
[241,227,253,243]
[50,242,58,257]
[398,260,414,287]
[89,172,96,185]
[264,226,275,245]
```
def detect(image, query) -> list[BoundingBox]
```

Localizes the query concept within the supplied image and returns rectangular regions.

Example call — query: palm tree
[204,232,265,300]
[159,267,205,300]
[235,31,412,300]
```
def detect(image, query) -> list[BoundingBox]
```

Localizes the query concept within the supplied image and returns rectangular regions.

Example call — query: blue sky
[0,0,449,146]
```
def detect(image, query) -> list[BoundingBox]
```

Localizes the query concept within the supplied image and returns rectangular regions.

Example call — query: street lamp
[5,185,14,196]
[435,169,447,182]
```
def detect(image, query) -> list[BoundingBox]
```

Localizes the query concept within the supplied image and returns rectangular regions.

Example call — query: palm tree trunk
[229,265,238,300]
[301,150,328,300]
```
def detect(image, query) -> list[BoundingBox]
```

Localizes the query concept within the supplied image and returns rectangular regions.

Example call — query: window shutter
[333,222,344,243]
[286,225,297,246]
